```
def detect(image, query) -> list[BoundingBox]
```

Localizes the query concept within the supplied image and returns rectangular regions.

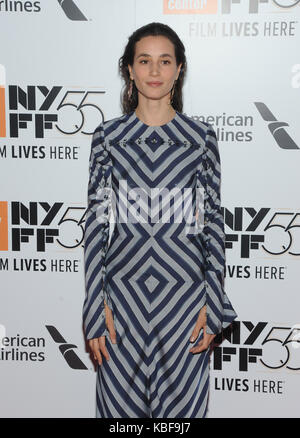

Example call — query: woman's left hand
[189,305,216,353]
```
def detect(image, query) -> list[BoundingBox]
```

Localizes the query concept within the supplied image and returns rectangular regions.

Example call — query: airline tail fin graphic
[57,0,88,21]
[254,102,299,150]
[46,325,88,370]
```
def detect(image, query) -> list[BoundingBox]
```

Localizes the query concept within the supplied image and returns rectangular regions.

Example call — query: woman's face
[128,35,182,103]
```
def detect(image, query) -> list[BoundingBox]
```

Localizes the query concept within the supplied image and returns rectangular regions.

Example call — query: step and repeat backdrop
[0,0,300,418]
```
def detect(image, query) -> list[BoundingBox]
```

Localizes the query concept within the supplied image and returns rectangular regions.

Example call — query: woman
[83,22,237,418]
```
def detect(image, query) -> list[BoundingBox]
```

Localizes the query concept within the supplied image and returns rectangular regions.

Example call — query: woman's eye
[139,60,171,65]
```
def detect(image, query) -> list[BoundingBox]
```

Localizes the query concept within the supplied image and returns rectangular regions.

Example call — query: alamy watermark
[95,179,205,235]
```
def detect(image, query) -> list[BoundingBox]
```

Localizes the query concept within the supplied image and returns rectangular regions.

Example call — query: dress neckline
[133,110,179,128]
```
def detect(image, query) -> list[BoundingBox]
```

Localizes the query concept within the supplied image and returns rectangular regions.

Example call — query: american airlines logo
[46,325,88,370]
[255,102,299,149]
[57,0,87,21]
[0,0,88,18]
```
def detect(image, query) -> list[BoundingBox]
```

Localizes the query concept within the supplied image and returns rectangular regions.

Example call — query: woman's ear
[128,65,133,80]
[177,63,183,79]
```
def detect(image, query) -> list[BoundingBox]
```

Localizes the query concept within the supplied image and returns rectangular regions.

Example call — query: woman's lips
[147,82,163,87]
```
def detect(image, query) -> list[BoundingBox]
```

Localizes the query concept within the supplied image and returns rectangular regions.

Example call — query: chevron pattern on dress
[83,110,237,418]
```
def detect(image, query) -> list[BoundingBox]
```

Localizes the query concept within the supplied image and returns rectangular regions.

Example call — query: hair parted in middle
[118,22,187,114]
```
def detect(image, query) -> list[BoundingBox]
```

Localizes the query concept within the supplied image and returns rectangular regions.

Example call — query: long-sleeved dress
[83,110,237,418]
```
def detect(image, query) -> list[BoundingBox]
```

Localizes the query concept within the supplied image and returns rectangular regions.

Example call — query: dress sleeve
[198,123,237,335]
[82,122,113,340]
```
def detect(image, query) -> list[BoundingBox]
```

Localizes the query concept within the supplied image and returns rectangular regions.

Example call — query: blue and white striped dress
[83,110,237,418]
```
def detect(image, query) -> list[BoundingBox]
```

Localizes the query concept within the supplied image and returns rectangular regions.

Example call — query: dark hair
[119,22,187,114]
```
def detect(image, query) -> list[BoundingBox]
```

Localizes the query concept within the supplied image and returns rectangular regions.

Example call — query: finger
[88,338,99,358]
[190,339,210,353]
[104,305,117,344]
[106,317,117,344]
[108,326,117,344]
[203,330,216,347]
[99,336,110,362]
[190,319,205,342]
[190,333,215,354]
[90,338,102,365]
[190,306,207,342]
[190,327,199,343]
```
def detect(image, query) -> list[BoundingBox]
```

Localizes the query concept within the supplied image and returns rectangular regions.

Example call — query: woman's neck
[134,106,176,127]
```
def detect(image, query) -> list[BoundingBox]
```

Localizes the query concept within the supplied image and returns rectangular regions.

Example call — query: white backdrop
[0,0,300,418]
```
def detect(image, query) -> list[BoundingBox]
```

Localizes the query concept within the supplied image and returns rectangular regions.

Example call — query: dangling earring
[169,80,176,105]
[128,78,134,101]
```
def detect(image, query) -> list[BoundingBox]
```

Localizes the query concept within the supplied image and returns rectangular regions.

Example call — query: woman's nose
[149,63,160,75]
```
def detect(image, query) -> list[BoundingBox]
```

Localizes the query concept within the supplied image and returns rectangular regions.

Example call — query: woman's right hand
[88,301,117,366]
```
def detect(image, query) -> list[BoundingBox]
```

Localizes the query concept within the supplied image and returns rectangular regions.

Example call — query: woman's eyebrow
[136,53,173,59]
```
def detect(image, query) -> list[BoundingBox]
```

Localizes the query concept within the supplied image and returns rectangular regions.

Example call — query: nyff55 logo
[0,201,86,252]
[163,0,300,14]
[223,207,300,258]
[0,65,104,139]
[214,320,300,372]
